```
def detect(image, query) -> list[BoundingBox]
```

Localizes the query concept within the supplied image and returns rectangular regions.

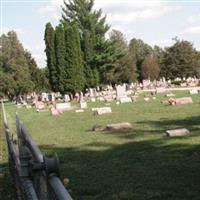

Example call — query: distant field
[3,91,200,200]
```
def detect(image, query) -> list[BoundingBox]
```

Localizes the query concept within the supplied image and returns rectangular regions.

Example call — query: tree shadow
[137,115,200,133]
[40,136,200,200]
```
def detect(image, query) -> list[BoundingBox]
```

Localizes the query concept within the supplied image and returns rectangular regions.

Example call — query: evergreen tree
[54,24,66,93]
[108,30,137,84]
[62,0,121,86]
[44,23,57,91]
[161,39,199,79]
[64,24,85,94]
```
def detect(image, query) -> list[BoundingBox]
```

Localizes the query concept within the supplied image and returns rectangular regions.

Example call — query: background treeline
[0,31,49,99]
[1,0,200,99]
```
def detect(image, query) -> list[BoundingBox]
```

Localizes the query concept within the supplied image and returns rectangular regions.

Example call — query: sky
[1,0,200,67]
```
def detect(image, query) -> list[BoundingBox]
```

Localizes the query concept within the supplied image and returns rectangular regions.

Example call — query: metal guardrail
[1,101,73,200]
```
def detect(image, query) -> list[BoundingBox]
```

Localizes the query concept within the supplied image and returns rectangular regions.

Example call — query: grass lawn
[2,91,200,200]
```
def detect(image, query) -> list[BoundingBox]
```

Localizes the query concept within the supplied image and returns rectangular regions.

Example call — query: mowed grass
[3,91,200,200]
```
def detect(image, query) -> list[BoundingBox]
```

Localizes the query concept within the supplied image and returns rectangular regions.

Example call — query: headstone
[50,108,63,116]
[106,122,132,131]
[80,101,87,109]
[119,97,132,103]
[97,97,105,101]
[64,94,70,102]
[91,97,96,102]
[189,89,198,94]
[175,97,193,105]
[95,107,112,115]
[41,93,48,102]
[56,102,71,111]
[35,101,45,110]
[75,109,84,113]
[144,97,149,102]
[104,95,113,102]
[166,128,190,137]
[166,93,175,97]
[116,85,126,100]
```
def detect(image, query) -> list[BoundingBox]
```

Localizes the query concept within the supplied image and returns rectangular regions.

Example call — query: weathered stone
[189,89,198,94]
[92,125,105,132]
[175,97,193,105]
[80,101,87,109]
[91,97,96,102]
[166,93,175,97]
[119,97,132,103]
[106,122,132,131]
[75,109,84,113]
[50,108,63,116]
[166,128,190,137]
[56,102,71,111]
[96,107,112,115]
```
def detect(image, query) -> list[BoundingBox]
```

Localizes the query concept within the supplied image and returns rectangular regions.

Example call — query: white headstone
[80,101,87,109]
[116,85,126,100]
[96,107,112,115]
[56,103,71,111]
[64,94,70,102]
[119,97,132,103]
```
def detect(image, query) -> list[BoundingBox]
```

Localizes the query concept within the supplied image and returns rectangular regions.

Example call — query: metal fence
[1,102,73,200]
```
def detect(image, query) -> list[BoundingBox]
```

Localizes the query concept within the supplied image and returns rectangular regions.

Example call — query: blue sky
[1,0,200,67]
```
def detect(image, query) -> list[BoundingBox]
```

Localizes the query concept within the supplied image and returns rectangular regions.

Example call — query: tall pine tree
[44,23,57,91]
[54,24,66,94]
[62,0,121,86]
[64,23,85,94]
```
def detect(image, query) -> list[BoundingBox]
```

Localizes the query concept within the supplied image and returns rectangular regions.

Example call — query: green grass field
[2,91,200,200]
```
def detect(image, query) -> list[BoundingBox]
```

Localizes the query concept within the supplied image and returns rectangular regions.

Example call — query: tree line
[0,0,200,99]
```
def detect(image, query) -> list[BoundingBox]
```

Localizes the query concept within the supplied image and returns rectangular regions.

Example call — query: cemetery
[1,81,200,199]
[1,0,200,199]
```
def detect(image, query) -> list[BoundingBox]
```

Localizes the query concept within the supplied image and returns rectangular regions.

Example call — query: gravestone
[56,102,71,111]
[166,128,190,137]
[116,85,126,100]
[95,107,112,115]
[91,97,96,102]
[80,101,87,109]
[175,97,193,105]
[189,89,198,94]
[50,108,63,116]
[35,101,45,110]
[119,97,132,103]
[64,94,70,102]
[106,122,132,131]
[41,93,48,102]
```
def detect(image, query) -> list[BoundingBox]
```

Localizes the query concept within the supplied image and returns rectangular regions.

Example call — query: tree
[54,24,66,93]
[44,23,57,91]
[141,56,160,80]
[62,0,121,86]
[24,51,50,92]
[161,39,200,79]
[0,31,34,99]
[64,23,85,94]
[129,38,153,80]
[108,30,137,84]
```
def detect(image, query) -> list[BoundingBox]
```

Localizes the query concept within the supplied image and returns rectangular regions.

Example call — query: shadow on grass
[137,115,200,133]
[40,136,200,200]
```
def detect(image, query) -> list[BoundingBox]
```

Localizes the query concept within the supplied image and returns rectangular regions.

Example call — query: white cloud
[38,0,179,22]
[184,25,200,34]
[149,39,174,48]
[94,0,179,24]
[187,14,200,24]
